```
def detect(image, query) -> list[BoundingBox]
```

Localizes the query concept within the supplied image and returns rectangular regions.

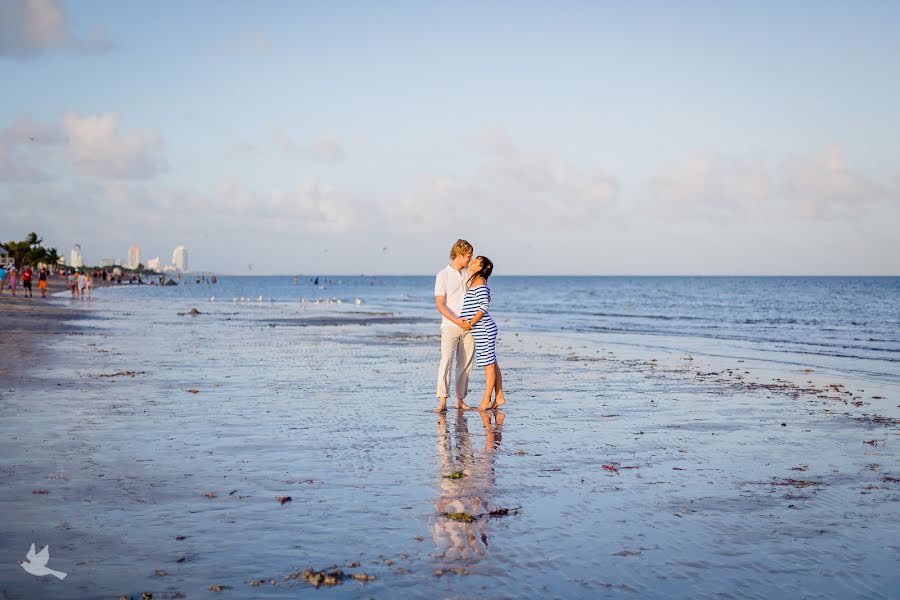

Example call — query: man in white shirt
[433,239,476,412]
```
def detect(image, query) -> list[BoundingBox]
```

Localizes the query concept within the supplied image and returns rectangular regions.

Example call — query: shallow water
[1,285,899,598]
[92,275,900,379]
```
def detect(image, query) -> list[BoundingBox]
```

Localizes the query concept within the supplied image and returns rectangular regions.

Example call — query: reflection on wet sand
[432,410,504,563]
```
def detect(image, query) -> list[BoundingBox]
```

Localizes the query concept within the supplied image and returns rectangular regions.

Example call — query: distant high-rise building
[146,257,161,271]
[100,258,116,267]
[69,245,83,269]
[172,245,188,272]
[127,245,141,270]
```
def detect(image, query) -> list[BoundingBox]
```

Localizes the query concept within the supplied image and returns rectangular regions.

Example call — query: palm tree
[25,232,42,247]
[45,247,60,268]
[3,233,53,268]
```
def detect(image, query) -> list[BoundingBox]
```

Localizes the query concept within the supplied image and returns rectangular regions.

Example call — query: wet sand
[1,297,898,599]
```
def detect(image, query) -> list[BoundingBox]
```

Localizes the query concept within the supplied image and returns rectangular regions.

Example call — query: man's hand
[459,319,472,331]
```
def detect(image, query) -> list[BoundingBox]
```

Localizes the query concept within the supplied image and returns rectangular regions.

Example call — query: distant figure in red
[22,266,33,298]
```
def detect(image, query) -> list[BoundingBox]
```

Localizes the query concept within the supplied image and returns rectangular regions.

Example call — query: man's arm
[435,295,470,330]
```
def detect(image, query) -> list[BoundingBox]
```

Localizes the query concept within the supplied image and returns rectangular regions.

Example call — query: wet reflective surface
[1,293,898,598]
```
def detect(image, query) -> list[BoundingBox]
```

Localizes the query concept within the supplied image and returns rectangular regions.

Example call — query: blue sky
[1,1,898,274]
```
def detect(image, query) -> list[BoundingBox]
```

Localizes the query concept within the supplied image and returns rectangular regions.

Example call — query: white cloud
[62,112,166,179]
[780,145,886,218]
[214,178,332,223]
[646,154,771,220]
[0,145,47,181]
[387,125,619,230]
[307,135,345,162]
[0,0,111,58]
[644,145,896,220]
[271,128,346,162]
[57,177,379,235]
[0,114,67,145]
[478,125,619,220]
[0,114,65,181]
[230,141,261,157]
[213,178,385,234]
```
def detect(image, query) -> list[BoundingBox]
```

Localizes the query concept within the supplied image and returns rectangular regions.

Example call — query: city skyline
[52,241,189,272]
[1,2,899,275]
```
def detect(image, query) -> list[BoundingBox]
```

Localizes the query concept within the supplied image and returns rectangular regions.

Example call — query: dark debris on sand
[280,565,377,589]
[97,370,148,378]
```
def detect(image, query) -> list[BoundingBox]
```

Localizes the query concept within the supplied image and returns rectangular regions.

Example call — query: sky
[1,0,899,275]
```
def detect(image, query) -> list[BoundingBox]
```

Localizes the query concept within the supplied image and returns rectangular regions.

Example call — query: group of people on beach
[66,271,93,299]
[0,265,48,298]
[434,239,506,413]
[0,264,102,300]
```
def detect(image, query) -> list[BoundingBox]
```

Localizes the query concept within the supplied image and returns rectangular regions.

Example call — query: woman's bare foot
[477,396,493,411]
[493,393,506,409]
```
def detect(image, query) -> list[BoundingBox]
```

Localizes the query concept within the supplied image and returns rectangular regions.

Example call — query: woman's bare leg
[478,365,495,410]
[492,362,506,408]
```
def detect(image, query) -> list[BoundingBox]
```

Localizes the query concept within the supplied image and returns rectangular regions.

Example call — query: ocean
[93,275,900,382]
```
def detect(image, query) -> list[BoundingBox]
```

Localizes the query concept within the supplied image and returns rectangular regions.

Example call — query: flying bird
[20,543,67,580]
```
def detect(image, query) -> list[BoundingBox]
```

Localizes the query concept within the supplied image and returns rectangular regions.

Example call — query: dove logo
[20,543,67,580]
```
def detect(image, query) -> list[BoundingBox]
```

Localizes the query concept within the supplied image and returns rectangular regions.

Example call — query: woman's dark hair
[468,256,493,285]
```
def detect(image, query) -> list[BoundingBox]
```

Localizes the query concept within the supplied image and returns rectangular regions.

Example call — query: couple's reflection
[432,409,504,562]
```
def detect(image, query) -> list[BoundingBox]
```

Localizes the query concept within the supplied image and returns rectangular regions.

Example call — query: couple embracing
[433,239,506,413]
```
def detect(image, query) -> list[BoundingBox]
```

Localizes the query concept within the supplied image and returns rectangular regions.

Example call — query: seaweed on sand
[298,567,345,588]
[443,506,522,521]
[443,512,475,522]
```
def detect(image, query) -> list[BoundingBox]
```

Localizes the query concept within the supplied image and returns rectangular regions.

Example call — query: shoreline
[0,295,88,380]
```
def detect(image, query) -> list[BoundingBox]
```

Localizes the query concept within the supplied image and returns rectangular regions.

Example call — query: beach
[1,278,898,599]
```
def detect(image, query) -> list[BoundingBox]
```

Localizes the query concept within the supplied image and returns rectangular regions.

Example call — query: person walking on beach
[434,239,476,413]
[68,271,77,298]
[22,266,33,298]
[8,267,18,296]
[85,273,93,299]
[38,268,48,298]
[76,271,87,299]
[459,256,506,411]
[0,264,5,296]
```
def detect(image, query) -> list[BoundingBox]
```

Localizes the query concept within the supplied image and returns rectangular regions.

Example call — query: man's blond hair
[449,239,473,260]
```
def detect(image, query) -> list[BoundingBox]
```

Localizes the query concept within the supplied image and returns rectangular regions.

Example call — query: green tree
[45,247,60,267]
[24,232,42,247]
[2,232,57,267]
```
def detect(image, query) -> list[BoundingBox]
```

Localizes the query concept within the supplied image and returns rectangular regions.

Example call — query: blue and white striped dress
[459,285,498,367]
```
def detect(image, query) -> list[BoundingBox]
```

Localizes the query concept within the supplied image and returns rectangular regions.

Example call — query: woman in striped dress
[459,256,507,411]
